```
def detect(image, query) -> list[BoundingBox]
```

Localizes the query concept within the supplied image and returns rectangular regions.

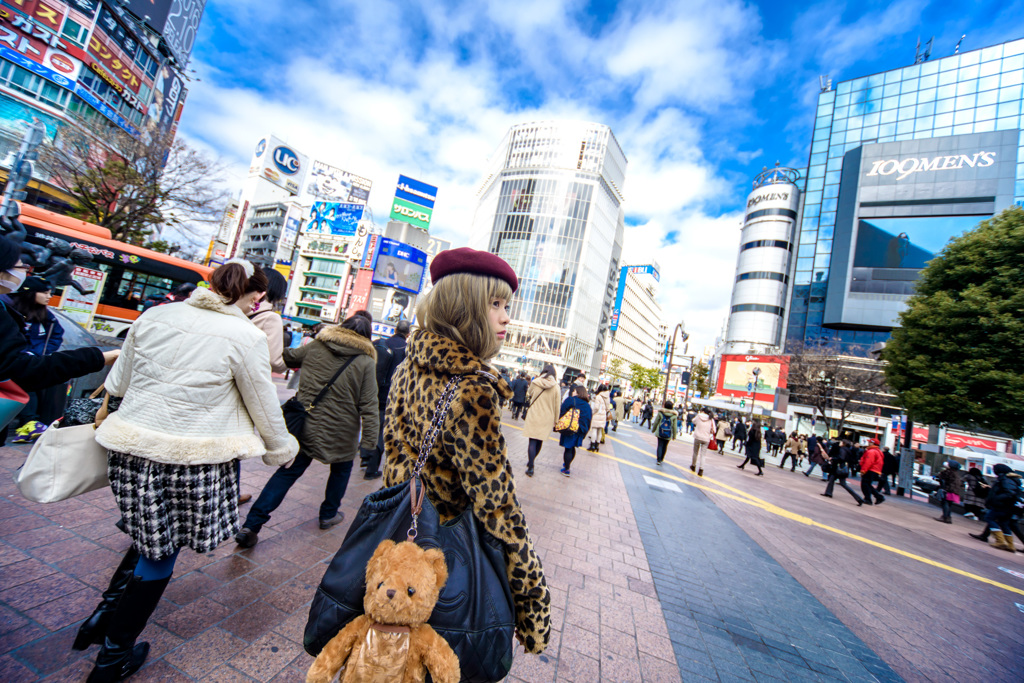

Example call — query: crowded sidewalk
[1,395,1022,681]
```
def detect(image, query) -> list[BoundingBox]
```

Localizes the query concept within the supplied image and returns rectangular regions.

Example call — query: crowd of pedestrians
[4,230,1024,683]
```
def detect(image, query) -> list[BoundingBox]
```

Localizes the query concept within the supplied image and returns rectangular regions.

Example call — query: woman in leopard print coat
[382,251,551,655]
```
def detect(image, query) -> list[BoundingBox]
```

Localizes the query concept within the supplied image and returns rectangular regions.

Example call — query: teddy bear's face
[363,540,448,627]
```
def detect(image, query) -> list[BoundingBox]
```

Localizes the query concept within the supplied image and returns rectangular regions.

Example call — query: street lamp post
[661,322,689,406]
[748,367,761,423]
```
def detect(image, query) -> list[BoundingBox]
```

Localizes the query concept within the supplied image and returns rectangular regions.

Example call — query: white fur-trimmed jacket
[95,287,299,466]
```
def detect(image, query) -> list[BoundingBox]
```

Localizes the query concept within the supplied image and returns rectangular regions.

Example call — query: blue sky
[178,0,1024,353]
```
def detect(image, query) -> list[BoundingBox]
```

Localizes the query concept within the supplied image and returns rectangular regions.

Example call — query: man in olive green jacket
[236,318,378,547]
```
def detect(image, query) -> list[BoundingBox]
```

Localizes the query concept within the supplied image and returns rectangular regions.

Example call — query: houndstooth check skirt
[108,451,239,560]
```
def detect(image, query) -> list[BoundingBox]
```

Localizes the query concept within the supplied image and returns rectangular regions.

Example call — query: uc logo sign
[273,146,301,175]
[254,139,266,157]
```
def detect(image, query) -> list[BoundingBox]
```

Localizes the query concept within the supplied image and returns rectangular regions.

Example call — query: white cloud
[178,0,777,356]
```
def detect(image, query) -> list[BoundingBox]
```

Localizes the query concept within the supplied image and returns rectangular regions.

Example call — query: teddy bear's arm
[306,616,368,683]
[409,626,460,683]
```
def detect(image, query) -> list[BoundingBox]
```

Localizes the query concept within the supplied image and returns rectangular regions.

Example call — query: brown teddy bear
[306,540,461,683]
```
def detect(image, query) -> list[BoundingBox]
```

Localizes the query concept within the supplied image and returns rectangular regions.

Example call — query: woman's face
[489,296,510,343]
[34,290,52,305]
[0,260,29,294]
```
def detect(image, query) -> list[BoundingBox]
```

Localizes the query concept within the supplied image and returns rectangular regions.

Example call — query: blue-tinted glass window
[954,110,974,125]
[936,98,954,114]
[1001,70,1023,87]
[920,74,938,89]
[977,89,998,107]
[976,105,996,121]
[937,83,956,99]
[979,61,1000,79]
[998,100,1021,118]
[867,74,884,88]
[959,52,980,68]
[956,80,978,96]
[959,64,980,80]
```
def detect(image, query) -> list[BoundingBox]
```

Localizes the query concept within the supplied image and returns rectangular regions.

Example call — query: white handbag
[15,420,110,503]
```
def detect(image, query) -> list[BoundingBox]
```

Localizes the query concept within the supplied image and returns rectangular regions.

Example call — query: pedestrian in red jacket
[859,439,886,505]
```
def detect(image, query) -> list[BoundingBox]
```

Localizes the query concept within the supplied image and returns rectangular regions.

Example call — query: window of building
[61,19,89,47]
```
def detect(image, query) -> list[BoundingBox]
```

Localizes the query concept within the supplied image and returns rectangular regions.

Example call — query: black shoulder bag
[281,354,357,438]
[303,374,516,683]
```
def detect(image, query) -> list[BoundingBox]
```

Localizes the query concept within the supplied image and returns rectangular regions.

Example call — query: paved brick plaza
[1,394,1023,682]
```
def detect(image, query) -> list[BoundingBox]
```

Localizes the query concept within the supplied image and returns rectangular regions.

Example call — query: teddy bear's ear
[423,548,448,590]
[366,540,395,582]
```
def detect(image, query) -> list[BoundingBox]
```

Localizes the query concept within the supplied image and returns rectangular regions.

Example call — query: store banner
[395,174,437,209]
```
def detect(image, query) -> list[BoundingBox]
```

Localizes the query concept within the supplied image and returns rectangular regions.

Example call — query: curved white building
[723,166,801,355]
[470,121,627,379]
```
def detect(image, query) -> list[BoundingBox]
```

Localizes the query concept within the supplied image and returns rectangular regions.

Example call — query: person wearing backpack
[361,320,409,479]
[651,399,678,468]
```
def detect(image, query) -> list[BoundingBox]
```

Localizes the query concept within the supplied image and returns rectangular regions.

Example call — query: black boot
[73,546,140,650]
[86,575,171,682]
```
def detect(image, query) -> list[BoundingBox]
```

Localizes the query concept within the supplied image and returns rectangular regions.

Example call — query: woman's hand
[102,350,120,365]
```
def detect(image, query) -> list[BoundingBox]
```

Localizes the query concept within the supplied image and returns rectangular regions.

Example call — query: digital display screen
[850,216,984,296]
[853,216,982,269]
[371,238,426,294]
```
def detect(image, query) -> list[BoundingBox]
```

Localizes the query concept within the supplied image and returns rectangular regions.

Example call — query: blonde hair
[418,272,513,360]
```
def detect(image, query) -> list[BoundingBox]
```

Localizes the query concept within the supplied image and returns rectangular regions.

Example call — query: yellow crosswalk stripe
[501,421,1024,597]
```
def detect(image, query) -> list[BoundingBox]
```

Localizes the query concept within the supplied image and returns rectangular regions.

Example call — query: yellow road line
[502,421,1024,597]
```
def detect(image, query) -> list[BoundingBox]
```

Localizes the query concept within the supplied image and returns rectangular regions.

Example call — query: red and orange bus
[19,203,212,337]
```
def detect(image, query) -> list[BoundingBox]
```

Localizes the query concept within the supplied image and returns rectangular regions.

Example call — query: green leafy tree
[607,357,626,383]
[628,362,661,395]
[883,206,1024,437]
[145,240,181,255]
[692,361,711,397]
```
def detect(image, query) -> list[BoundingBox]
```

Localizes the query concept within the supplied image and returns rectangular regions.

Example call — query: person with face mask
[0,237,118,438]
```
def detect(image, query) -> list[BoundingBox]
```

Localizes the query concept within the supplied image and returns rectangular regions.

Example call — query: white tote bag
[15,421,110,503]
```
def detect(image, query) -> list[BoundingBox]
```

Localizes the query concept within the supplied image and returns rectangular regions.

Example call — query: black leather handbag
[281,354,355,438]
[303,375,515,683]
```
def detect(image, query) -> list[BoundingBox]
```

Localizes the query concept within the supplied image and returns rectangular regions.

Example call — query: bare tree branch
[39,114,230,245]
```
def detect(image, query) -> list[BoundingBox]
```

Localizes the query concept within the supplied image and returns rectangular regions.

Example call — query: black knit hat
[18,276,50,293]
[0,236,20,271]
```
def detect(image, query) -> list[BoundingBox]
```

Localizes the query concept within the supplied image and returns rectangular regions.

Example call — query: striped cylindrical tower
[723,166,800,355]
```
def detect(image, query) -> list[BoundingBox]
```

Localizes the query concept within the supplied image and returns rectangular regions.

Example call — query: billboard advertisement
[248,135,309,195]
[371,238,426,294]
[307,161,371,204]
[826,130,1019,329]
[389,174,437,230]
[143,63,185,137]
[715,354,790,405]
[610,264,659,332]
[307,201,364,236]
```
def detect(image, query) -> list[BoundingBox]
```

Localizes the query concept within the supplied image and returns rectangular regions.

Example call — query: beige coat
[249,305,286,374]
[589,391,611,430]
[522,375,560,441]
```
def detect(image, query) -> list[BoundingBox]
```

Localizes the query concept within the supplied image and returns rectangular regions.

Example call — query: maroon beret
[430,247,518,292]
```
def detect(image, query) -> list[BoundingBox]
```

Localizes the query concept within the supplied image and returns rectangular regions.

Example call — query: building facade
[723,165,801,355]
[786,37,1024,354]
[605,265,663,380]
[0,1,204,208]
[471,120,627,380]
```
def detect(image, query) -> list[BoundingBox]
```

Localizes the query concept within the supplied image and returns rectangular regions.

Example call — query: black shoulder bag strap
[306,355,358,411]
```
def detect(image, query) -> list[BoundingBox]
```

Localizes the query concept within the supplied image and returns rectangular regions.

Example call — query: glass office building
[786,37,1024,354]
[471,121,627,378]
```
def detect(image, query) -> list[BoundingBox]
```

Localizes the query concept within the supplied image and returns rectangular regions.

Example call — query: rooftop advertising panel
[389,175,437,230]
[307,161,372,204]
[248,135,309,195]
[715,354,790,405]
[371,238,426,294]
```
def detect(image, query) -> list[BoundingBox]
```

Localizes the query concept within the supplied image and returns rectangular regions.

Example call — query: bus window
[100,267,175,311]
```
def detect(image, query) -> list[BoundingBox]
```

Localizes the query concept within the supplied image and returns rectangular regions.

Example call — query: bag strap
[308,355,358,410]
[407,374,465,542]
